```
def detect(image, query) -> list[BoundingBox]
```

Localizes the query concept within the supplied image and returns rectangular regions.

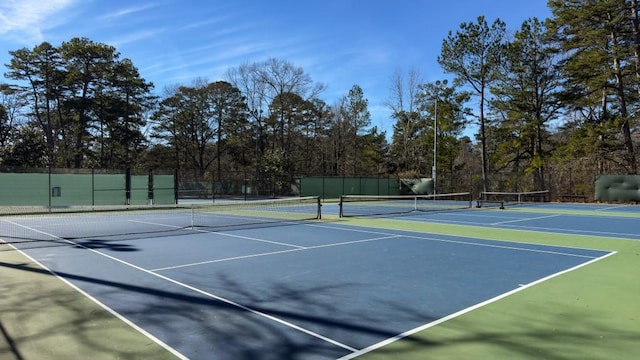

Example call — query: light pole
[433,79,447,195]
[253,109,263,196]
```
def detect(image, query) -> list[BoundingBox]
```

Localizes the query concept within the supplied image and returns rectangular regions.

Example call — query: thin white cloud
[178,16,231,32]
[107,28,166,47]
[0,0,78,42]
[98,3,159,21]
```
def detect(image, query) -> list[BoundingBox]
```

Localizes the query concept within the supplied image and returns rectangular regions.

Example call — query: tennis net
[0,196,321,242]
[339,192,473,218]
[476,190,550,209]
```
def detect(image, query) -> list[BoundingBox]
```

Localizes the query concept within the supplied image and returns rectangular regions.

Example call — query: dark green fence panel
[130,175,149,205]
[0,170,175,206]
[0,173,48,205]
[93,174,126,205]
[378,177,399,195]
[300,176,399,198]
[360,178,381,195]
[154,175,176,204]
[300,177,325,197]
[322,178,345,199]
[50,173,93,206]
[342,178,361,195]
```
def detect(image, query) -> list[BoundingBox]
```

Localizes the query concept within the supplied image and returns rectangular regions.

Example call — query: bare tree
[387,68,425,173]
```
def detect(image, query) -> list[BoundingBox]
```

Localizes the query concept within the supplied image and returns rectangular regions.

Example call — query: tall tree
[60,37,119,168]
[344,84,371,175]
[438,16,507,192]
[257,59,323,151]
[490,17,562,190]
[0,85,23,160]
[548,0,638,174]
[152,80,215,179]
[208,81,248,179]
[304,98,331,176]
[227,58,324,185]
[151,80,247,180]
[101,58,155,169]
[5,42,65,166]
[2,125,48,167]
[4,38,154,169]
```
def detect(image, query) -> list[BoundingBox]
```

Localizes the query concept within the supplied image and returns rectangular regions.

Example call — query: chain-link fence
[176,170,299,200]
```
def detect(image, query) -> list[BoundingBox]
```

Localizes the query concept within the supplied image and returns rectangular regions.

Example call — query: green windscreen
[50,173,93,206]
[94,174,126,205]
[0,173,49,205]
[594,175,640,202]
[300,176,399,198]
[154,175,176,204]
[130,175,149,205]
[0,171,175,206]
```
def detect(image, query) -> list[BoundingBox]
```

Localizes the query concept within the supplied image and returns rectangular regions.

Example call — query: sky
[0,0,552,135]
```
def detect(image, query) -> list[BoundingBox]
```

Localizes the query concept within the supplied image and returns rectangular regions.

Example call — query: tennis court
[381,204,640,240]
[1,195,638,359]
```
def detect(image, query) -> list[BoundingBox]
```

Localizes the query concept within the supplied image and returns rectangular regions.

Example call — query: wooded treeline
[1,0,639,198]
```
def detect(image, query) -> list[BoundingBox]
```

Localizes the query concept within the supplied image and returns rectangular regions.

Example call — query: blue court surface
[353,202,640,241]
[1,208,612,360]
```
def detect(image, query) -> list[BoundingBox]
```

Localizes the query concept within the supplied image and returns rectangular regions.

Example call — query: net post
[91,168,95,207]
[125,167,131,206]
[339,195,344,217]
[191,204,195,229]
[148,169,154,206]
[173,169,179,205]
[48,166,52,212]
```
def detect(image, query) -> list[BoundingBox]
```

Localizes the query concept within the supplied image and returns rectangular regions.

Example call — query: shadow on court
[0,253,176,360]
[1,253,637,360]
[0,219,325,254]
[0,257,412,359]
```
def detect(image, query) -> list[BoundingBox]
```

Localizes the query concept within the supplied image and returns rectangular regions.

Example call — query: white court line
[20,214,606,264]
[496,223,640,239]
[442,212,521,220]
[5,218,613,357]
[154,217,605,273]
[152,234,401,271]
[377,213,640,241]
[2,221,189,360]
[595,204,632,211]
[196,229,307,249]
[5,217,611,359]
[491,214,562,225]
[305,223,605,259]
[5,220,358,354]
[337,250,617,360]
[155,221,599,272]
[131,219,308,249]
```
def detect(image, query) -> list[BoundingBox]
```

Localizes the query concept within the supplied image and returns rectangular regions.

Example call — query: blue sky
[0,0,551,135]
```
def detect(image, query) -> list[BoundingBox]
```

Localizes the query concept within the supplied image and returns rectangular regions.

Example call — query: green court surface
[1,208,639,359]
[0,247,177,360]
